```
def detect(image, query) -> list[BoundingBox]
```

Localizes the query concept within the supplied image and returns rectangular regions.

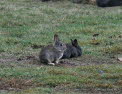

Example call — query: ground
[0,0,122,94]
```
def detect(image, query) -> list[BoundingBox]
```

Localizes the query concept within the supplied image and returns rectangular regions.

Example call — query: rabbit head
[71,39,79,47]
[71,39,82,56]
[54,34,66,52]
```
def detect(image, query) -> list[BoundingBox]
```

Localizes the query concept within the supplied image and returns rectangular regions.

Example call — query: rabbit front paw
[55,60,59,64]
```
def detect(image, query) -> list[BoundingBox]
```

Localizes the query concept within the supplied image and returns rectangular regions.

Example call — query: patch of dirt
[17,55,36,61]
[54,86,122,94]
[0,78,35,91]
[57,60,77,67]
[58,54,119,67]
[0,52,120,68]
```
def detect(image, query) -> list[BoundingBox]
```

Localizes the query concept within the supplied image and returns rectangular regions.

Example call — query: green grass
[0,63,122,93]
[0,0,122,93]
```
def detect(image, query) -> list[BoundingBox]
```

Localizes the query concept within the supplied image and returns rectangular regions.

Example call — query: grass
[0,0,122,93]
[0,63,122,93]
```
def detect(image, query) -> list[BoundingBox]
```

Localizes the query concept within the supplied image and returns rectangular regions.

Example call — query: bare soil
[0,52,120,67]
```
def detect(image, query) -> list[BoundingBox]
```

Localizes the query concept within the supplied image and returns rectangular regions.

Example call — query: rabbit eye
[60,44,63,46]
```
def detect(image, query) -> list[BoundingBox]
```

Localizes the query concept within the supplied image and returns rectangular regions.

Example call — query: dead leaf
[31,44,44,49]
[93,33,99,37]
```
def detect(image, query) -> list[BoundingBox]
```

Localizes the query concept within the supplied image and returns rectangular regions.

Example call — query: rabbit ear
[74,39,78,44]
[54,34,59,42]
[72,39,78,47]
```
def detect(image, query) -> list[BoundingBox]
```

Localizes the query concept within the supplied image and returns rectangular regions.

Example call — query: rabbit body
[39,34,66,65]
[62,39,82,59]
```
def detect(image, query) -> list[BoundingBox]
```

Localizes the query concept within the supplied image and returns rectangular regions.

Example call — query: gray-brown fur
[39,34,66,65]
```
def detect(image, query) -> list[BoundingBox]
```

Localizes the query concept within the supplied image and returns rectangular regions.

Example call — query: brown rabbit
[39,34,66,65]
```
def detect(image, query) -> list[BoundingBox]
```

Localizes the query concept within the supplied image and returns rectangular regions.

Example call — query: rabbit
[62,39,82,59]
[39,34,66,65]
